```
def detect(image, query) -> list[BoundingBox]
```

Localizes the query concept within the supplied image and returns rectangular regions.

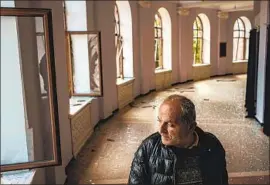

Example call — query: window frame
[233,18,248,61]
[65,31,104,97]
[193,16,204,64]
[154,12,163,69]
[0,7,62,172]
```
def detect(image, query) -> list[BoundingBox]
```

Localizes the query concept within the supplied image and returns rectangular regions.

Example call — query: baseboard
[210,73,233,78]
[93,108,119,131]
[65,157,75,182]
[134,89,156,99]
[112,108,119,115]
[172,79,194,86]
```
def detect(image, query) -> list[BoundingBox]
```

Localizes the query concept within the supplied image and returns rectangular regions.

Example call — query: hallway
[66,74,269,184]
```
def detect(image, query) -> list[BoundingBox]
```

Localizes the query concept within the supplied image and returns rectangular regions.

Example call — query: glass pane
[70,34,90,94]
[233,21,239,30]
[234,38,245,61]
[88,33,102,94]
[36,35,47,94]
[193,30,197,37]
[245,38,249,60]
[35,17,44,33]
[114,5,119,23]
[233,38,238,61]
[1,16,29,165]
[246,30,250,38]
[1,15,58,168]
[65,1,87,31]
[193,20,197,29]
[233,30,240,38]
[115,22,120,36]
[154,39,162,68]
[154,13,161,27]
[0,0,15,7]
[193,38,203,64]
[196,17,202,30]
[157,29,162,38]
[116,36,123,78]
[237,18,245,30]
[197,30,203,38]
[239,30,245,37]
[238,38,245,60]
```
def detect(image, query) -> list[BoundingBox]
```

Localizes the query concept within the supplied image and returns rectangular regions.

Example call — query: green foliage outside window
[193,38,203,64]
[193,16,203,64]
[154,13,162,69]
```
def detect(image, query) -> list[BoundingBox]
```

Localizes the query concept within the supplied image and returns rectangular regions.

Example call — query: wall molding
[217,11,229,19]
[138,1,151,8]
[177,7,190,16]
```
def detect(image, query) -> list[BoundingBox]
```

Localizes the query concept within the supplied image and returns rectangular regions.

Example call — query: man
[128,95,228,185]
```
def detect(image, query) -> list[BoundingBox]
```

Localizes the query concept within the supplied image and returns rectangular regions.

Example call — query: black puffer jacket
[128,127,228,185]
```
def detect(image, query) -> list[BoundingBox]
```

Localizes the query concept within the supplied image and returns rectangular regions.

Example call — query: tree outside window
[114,4,124,79]
[154,13,163,69]
[193,16,203,64]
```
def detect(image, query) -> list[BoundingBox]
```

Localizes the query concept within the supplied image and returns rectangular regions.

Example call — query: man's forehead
[159,102,180,116]
[159,101,181,110]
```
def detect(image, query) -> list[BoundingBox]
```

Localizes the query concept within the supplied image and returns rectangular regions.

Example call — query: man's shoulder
[138,132,161,152]
[196,127,224,149]
[142,132,161,145]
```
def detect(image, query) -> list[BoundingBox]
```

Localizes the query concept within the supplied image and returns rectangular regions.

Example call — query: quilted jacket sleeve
[220,143,228,185]
[213,134,228,185]
[128,142,150,185]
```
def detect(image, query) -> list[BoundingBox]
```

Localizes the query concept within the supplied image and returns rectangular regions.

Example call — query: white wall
[94,1,118,118]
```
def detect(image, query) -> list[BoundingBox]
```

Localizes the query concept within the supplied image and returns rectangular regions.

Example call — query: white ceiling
[169,1,254,12]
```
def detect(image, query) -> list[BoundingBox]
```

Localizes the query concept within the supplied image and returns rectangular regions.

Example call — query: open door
[245,28,260,118]
[263,25,270,136]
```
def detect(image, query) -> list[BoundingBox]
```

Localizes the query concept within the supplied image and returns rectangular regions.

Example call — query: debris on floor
[107,138,115,142]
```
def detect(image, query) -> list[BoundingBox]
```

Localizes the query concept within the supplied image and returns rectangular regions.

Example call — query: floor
[66,74,270,184]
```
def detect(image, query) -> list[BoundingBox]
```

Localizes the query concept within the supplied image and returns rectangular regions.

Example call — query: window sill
[233,60,248,63]
[192,63,211,67]
[155,68,172,74]
[116,77,135,86]
[69,96,95,117]
[1,170,35,184]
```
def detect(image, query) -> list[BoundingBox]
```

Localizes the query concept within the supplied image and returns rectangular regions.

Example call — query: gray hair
[162,95,197,127]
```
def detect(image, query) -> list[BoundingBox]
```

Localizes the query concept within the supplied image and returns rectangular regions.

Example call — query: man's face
[158,102,192,147]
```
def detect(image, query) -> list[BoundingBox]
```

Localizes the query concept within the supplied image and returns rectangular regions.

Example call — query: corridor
[66,74,269,184]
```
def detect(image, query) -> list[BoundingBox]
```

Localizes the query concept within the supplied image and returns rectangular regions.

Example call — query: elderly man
[128,95,228,185]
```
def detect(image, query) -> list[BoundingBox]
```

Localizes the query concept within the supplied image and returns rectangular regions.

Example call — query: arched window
[193,14,210,65]
[193,16,203,64]
[114,4,124,79]
[154,8,172,70]
[233,17,251,62]
[115,1,133,80]
[154,13,163,69]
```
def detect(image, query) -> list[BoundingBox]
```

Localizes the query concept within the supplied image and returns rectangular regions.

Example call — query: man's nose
[159,122,167,133]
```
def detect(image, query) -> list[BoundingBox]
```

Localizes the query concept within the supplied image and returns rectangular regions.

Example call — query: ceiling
[170,1,254,12]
